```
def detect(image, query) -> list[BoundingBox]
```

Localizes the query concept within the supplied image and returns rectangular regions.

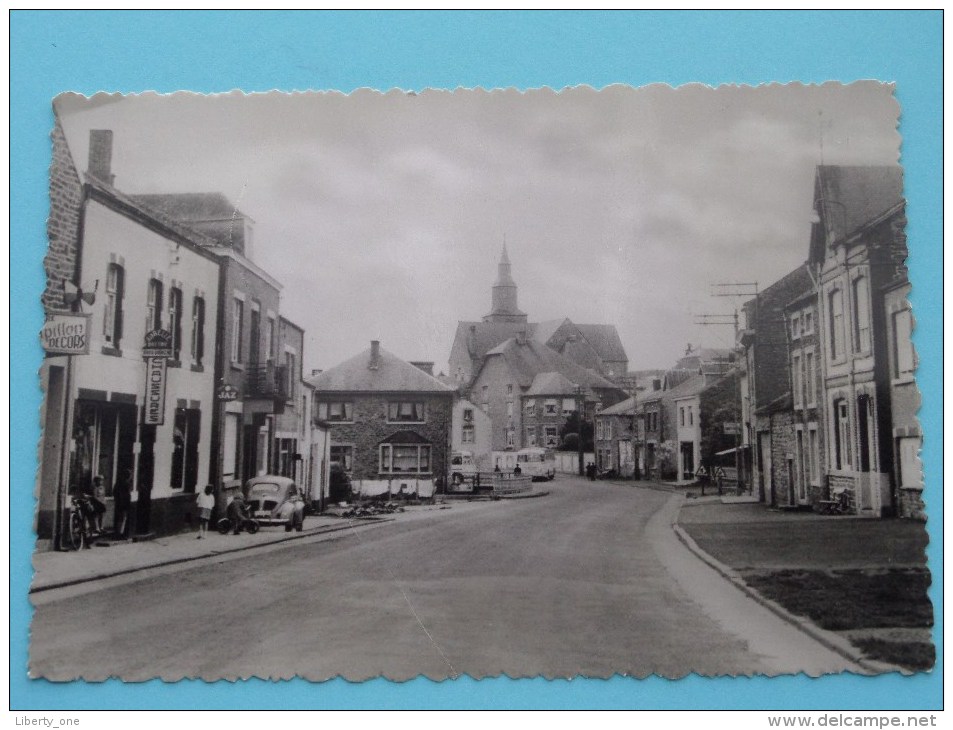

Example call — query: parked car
[516,447,556,481]
[244,475,305,531]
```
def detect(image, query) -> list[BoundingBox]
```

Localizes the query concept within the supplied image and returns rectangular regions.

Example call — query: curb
[498,490,549,500]
[670,518,904,675]
[30,517,395,595]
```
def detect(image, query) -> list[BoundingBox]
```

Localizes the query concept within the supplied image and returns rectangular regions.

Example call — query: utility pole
[696,281,758,495]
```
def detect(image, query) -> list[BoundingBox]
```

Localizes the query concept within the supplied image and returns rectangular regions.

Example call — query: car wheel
[295,513,304,532]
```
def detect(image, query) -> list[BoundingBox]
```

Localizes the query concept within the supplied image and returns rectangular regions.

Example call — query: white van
[516,447,556,481]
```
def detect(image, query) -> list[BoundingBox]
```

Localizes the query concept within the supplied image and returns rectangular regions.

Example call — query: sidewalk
[674,498,934,672]
[30,513,391,594]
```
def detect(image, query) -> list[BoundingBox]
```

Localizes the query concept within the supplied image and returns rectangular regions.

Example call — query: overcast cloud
[55,82,900,372]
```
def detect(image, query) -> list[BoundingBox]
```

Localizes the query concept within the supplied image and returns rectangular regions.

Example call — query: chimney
[516,329,527,345]
[410,361,434,376]
[311,369,323,377]
[369,340,381,370]
[88,130,115,185]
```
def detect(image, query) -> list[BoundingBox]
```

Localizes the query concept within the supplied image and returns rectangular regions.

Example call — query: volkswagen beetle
[244,475,305,532]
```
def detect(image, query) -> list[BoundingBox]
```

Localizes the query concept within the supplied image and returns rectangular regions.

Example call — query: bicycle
[67,495,98,550]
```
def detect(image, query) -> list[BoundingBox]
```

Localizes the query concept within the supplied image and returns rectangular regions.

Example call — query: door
[759,432,772,505]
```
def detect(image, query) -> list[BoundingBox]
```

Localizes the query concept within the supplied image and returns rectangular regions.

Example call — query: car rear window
[250,483,281,495]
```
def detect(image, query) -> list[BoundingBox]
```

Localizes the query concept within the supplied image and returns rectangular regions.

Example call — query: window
[231,298,244,363]
[168,287,183,361]
[318,401,353,422]
[481,385,489,403]
[146,278,163,334]
[833,398,851,470]
[829,289,844,360]
[893,309,914,377]
[526,427,537,446]
[380,444,431,474]
[805,350,816,407]
[506,401,514,418]
[505,428,515,448]
[285,351,296,399]
[792,353,803,409]
[791,314,801,340]
[275,437,296,478]
[803,310,814,335]
[330,445,353,471]
[102,264,124,347]
[462,425,475,444]
[688,406,693,426]
[680,407,685,427]
[265,316,276,362]
[388,401,425,422]
[543,426,558,448]
[852,276,871,353]
[524,399,536,416]
[190,296,205,367]
[249,305,261,366]
[506,384,513,397]
[170,407,201,492]
[897,437,923,488]
[562,398,576,416]
[596,420,604,440]
[544,399,558,415]
[808,425,820,484]
[463,408,473,422]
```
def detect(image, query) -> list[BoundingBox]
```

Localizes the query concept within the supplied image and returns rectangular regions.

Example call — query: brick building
[38,122,221,543]
[308,341,455,498]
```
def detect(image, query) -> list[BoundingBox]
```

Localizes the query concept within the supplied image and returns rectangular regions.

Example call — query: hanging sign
[143,356,168,425]
[142,329,174,359]
[217,384,240,401]
[39,313,91,355]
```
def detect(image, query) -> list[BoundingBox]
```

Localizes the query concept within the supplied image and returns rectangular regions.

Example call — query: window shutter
[114,266,124,344]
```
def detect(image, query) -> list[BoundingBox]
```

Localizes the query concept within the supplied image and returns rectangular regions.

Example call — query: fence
[447,472,533,496]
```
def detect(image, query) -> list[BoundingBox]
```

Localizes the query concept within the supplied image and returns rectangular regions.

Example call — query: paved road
[30,477,861,681]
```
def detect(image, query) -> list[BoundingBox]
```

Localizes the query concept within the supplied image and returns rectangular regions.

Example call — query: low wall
[554,451,594,474]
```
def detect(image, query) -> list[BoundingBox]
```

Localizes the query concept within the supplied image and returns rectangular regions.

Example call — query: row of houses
[594,165,920,520]
[38,117,331,546]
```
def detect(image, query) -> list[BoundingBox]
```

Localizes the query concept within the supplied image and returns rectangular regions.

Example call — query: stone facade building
[308,341,455,498]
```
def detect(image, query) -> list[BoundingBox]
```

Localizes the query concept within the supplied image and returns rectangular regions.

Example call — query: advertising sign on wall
[39,313,91,355]
[143,356,168,425]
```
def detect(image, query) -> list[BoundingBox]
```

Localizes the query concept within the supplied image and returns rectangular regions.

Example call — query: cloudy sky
[55,82,900,372]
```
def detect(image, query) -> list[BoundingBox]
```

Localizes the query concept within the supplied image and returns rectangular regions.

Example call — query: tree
[559,411,593,452]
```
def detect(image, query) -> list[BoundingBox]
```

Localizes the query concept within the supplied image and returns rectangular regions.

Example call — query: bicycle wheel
[68,510,85,551]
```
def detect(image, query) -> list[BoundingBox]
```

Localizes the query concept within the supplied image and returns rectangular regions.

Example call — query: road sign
[40,313,91,355]
[723,422,741,435]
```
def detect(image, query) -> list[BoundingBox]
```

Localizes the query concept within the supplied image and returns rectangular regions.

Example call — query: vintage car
[244,475,306,531]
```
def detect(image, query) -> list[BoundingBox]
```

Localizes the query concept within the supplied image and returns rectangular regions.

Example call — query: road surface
[29,477,861,681]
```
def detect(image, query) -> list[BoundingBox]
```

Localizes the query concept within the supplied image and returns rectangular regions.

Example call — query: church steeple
[483,243,528,324]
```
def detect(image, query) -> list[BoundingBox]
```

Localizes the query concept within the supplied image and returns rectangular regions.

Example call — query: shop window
[69,399,137,497]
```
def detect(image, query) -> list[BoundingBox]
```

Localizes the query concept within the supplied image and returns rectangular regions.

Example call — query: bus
[516,447,556,481]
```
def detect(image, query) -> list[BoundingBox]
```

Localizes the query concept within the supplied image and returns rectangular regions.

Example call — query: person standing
[196,484,215,539]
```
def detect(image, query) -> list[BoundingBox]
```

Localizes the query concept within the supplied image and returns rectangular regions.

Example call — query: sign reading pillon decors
[143,356,168,425]
[39,313,91,355]
[142,329,173,358]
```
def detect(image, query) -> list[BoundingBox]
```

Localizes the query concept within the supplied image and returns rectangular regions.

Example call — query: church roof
[307,343,455,394]
[574,324,628,362]
[484,338,618,392]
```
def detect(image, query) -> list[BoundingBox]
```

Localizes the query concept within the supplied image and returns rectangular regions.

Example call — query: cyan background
[10,10,942,710]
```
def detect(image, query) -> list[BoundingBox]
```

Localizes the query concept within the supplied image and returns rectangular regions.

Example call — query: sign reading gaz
[39,313,91,355]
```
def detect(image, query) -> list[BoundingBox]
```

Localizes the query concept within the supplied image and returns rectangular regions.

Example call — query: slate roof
[816,165,904,243]
[525,371,578,396]
[575,324,628,362]
[484,338,618,392]
[133,192,249,223]
[307,344,455,394]
[664,373,708,400]
[597,396,638,416]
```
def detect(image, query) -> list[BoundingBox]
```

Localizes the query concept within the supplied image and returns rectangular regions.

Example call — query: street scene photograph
[30,82,931,682]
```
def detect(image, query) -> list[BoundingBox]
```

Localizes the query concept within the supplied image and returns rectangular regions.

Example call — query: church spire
[483,241,527,324]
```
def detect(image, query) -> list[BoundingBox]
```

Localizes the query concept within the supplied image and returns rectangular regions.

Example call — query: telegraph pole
[695,281,758,495]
